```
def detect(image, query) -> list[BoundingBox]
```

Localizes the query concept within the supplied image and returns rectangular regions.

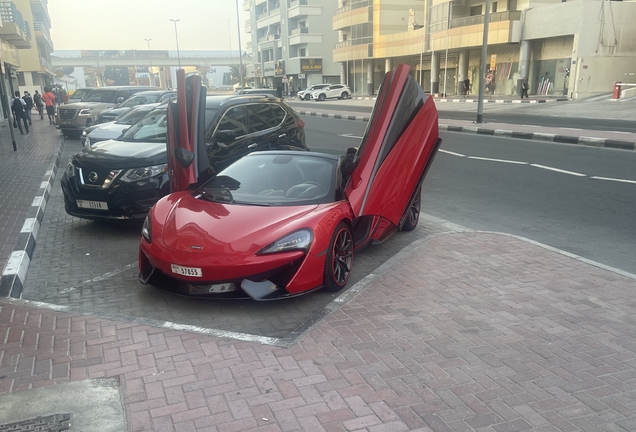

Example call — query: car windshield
[115,107,153,125]
[197,154,336,206]
[69,89,91,100]
[119,109,167,142]
[119,94,160,107]
[81,90,117,103]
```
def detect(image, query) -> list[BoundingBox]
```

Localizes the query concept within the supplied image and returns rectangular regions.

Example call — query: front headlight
[79,108,92,116]
[85,137,91,147]
[141,215,152,243]
[259,229,313,254]
[120,164,168,183]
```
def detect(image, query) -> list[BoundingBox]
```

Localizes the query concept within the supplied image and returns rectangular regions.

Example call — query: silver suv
[55,86,158,138]
[297,84,329,101]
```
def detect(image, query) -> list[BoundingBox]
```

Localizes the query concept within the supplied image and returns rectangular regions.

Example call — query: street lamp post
[170,19,182,69]
[234,0,244,89]
[145,38,153,86]
[227,19,232,57]
[476,0,491,123]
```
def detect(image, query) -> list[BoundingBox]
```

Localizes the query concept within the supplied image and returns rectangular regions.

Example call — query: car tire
[319,94,326,101]
[304,95,310,101]
[341,92,349,100]
[400,187,421,232]
[323,221,354,292]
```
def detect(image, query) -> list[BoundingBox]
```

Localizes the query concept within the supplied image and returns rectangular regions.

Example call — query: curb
[296,110,636,151]
[438,124,636,151]
[436,97,567,103]
[0,137,65,298]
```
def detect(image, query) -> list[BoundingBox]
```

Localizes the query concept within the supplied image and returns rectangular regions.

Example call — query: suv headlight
[259,229,313,254]
[65,160,75,178]
[120,164,168,183]
[79,108,92,116]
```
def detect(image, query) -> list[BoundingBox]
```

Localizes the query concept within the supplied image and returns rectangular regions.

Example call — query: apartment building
[243,0,341,92]
[15,0,54,95]
[331,0,636,98]
[0,0,33,120]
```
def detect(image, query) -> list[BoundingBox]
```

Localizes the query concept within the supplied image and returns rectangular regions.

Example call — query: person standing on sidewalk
[11,91,29,134]
[463,78,470,97]
[33,90,44,119]
[521,77,529,99]
[42,87,56,125]
[23,91,33,126]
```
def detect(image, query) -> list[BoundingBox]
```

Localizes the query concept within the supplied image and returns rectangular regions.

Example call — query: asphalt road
[302,115,636,274]
[291,100,636,133]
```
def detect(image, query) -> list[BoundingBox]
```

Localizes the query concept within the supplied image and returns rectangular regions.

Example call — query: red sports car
[138,64,441,300]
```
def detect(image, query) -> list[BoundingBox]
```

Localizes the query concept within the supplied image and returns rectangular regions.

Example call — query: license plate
[188,283,235,295]
[76,200,108,210]
[171,264,202,278]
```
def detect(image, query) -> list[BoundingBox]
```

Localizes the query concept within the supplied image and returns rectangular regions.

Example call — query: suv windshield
[82,90,117,103]
[120,94,161,107]
[115,107,154,125]
[120,109,167,142]
[69,88,91,101]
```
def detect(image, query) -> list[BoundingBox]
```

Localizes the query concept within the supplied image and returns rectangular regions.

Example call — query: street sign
[490,54,497,71]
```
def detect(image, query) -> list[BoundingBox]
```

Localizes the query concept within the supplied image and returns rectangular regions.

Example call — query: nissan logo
[88,172,99,183]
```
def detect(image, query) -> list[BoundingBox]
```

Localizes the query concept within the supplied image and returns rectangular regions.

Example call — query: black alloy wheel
[401,187,421,232]
[318,93,326,101]
[304,95,311,101]
[341,92,349,100]
[323,222,354,292]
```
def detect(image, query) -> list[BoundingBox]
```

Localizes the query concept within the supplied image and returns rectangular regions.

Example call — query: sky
[48,0,249,51]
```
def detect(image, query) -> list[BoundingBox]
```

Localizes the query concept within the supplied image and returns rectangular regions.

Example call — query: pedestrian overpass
[51,55,247,68]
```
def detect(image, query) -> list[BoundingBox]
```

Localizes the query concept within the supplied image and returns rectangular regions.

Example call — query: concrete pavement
[2,99,636,431]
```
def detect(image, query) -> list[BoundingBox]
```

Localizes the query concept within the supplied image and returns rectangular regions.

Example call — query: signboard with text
[300,58,322,73]
[275,60,285,77]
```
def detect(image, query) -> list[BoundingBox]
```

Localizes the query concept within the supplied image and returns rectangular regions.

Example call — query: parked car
[311,84,352,101]
[239,88,278,97]
[61,95,308,221]
[66,88,94,104]
[138,64,441,300]
[96,90,176,124]
[81,103,161,146]
[297,84,329,101]
[55,86,158,138]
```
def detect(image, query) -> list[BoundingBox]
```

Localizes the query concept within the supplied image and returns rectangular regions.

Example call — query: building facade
[331,0,636,98]
[243,0,341,92]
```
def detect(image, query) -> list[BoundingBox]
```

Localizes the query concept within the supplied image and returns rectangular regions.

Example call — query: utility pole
[145,38,153,86]
[235,0,244,89]
[476,0,491,123]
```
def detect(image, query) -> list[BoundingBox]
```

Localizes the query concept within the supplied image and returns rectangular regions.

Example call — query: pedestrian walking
[11,91,29,134]
[276,82,283,99]
[463,77,470,97]
[42,87,56,125]
[521,77,529,99]
[33,90,44,119]
[23,91,33,125]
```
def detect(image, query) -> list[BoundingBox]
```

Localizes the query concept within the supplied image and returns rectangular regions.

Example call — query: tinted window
[120,94,161,107]
[116,90,132,101]
[159,93,176,102]
[247,104,279,133]
[82,90,117,103]
[272,104,286,125]
[216,106,247,138]
[70,88,91,100]
[120,109,167,142]
[116,107,153,125]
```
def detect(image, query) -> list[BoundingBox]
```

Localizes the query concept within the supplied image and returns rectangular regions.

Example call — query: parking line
[338,133,364,139]
[530,164,586,177]
[591,176,636,184]
[467,156,528,164]
[439,149,466,157]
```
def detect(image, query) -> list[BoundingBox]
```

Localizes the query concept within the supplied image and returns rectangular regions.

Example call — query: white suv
[297,84,329,101]
[311,84,352,101]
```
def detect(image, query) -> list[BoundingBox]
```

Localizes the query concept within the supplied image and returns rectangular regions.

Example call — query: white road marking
[591,176,636,184]
[530,164,586,176]
[612,131,632,134]
[468,156,528,164]
[439,149,466,157]
[559,127,582,131]
[338,133,364,139]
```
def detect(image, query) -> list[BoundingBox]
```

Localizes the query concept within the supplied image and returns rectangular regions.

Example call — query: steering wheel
[303,181,327,194]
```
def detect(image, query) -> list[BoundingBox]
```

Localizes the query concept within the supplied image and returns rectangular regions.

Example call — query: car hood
[72,139,167,169]
[160,193,318,255]
[88,123,129,140]
[84,121,115,134]
[62,101,114,110]
[101,107,132,116]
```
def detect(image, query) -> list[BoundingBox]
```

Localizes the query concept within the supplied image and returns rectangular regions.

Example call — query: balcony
[243,0,250,11]
[33,20,53,48]
[333,3,371,31]
[256,8,281,29]
[245,19,251,33]
[0,1,32,48]
[289,29,321,46]
[287,0,321,18]
[451,10,521,30]
[39,56,53,74]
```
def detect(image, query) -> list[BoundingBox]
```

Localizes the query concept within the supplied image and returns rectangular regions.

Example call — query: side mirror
[340,152,359,178]
[116,97,125,104]
[175,147,195,168]
[215,130,237,144]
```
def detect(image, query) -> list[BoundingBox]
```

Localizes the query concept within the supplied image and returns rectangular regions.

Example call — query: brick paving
[0,118,63,273]
[2,231,636,431]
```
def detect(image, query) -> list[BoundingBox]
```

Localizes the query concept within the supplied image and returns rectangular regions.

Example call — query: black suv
[56,86,158,137]
[96,90,177,124]
[61,95,308,221]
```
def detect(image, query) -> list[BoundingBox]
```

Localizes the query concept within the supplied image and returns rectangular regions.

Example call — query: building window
[17,72,26,86]
[299,48,306,57]
[492,2,498,12]
[470,5,483,15]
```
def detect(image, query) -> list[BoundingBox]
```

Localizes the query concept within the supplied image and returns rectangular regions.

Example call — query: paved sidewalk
[0,118,64,277]
[2,227,636,431]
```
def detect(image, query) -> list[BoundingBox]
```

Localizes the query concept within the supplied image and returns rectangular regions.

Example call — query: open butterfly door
[344,64,441,227]
[166,70,210,192]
